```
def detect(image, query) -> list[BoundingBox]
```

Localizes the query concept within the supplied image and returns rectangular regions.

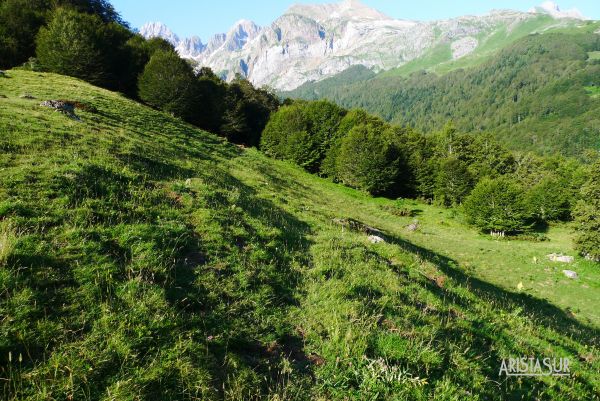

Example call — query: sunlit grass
[0,70,598,400]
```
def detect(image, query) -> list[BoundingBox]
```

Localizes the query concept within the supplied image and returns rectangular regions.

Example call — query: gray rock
[20,94,36,99]
[562,270,578,279]
[40,100,80,120]
[547,253,574,263]
[407,220,420,232]
[332,218,384,237]
[368,235,385,244]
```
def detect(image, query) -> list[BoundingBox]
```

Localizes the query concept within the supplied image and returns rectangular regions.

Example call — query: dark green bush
[36,8,128,87]
[260,100,345,171]
[463,176,529,235]
[335,124,401,195]
[137,50,199,121]
[524,176,571,222]
[573,161,600,261]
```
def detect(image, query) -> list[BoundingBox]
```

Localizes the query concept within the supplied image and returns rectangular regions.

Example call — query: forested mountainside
[286,29,600,157]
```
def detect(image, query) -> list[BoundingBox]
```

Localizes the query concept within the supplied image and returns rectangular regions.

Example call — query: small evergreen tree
[260,100,344,171]
[137,50,198,121]
[221,77,278,146]
[321,109,384,179]
[573,161,600,261]
[463,177,529,235]
[195,67,227,133]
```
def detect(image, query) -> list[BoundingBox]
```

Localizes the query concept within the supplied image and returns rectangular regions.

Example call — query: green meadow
[1,71,598,400]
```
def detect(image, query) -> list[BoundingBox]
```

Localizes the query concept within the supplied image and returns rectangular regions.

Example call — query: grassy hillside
[0,71,599,400]
[285,29,600,157]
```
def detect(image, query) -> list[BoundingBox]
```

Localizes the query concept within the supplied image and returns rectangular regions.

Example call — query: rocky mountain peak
[139,22,180,46]
[139,1,592,90]
[285,0,390,23]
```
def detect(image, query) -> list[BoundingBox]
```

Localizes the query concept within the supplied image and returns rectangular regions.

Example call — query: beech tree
[335,124,400,195]
[573,161,600,261]
[36,8,110,85]
[463,177,529,235]
[137,50,198,120]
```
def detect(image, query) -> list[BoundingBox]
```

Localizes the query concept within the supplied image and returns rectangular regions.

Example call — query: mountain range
[139,0,591,90]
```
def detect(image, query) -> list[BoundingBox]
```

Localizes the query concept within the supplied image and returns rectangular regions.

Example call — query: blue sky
[111,0,600,40]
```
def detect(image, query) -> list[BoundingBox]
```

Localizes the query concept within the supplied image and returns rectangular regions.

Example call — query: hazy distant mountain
[139,0,590,90]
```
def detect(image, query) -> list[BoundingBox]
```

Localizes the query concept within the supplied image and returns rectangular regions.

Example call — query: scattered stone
[517,282,524,291]
[332,218,385,236]
[547,253,574,263]
[562,270,578,279]
[40,100,80,120]
[406,220,420,232]
[20,94,36,99]
[368,235,385,244]
[584,253,600,262]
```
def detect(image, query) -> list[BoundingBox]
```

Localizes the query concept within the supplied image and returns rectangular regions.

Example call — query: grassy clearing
[0,71,598,400]
[585,85,600,98]
[0,222,17,267]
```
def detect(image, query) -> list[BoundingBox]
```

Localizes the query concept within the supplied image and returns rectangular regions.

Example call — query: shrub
[321,109,385,177]
[0,0,46,69]
[573,161,600,261]
[335,124,400,195]
[194,67,227,133]
[463,176,529,235]
[138,50,198,121]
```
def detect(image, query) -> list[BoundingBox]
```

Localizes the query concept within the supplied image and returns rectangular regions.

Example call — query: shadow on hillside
[384,232,600,348]
[162,169,315,398]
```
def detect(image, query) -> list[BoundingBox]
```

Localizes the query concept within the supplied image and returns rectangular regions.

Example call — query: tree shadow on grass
[162,169,315,398]
[383,231,600,347]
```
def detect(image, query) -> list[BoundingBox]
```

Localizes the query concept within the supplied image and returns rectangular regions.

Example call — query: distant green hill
[1,71,599,400]
[286,26,600,157]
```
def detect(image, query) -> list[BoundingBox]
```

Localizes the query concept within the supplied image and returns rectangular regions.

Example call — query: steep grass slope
[0,71,599,400]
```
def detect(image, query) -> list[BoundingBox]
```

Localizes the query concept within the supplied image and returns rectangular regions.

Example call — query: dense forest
[286,32,600,157]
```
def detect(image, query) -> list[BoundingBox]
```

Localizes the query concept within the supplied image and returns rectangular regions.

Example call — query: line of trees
[261,99,599,251]
[2,0,597,258]
[1,0,279,147]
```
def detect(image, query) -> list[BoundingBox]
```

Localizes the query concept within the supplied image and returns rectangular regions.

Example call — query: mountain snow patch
[452,37,478,60]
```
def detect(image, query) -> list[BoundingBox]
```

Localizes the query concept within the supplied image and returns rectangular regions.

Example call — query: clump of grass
[0,221,17,266]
